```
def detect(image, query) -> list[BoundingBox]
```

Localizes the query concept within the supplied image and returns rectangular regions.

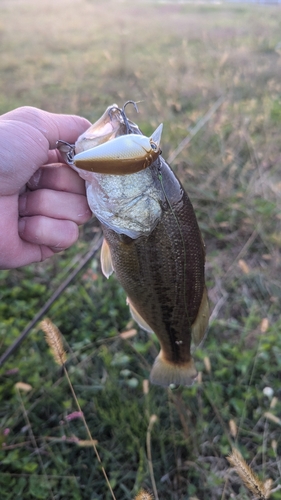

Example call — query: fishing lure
[73,124,163,174]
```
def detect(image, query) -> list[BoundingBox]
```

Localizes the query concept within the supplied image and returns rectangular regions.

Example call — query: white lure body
[73,124,163,175]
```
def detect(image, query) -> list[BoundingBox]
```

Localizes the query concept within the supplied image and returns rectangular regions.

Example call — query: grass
[1,0,281,498]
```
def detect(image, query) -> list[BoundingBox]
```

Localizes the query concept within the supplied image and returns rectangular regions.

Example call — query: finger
[19,189,92,225]
[47,148,74,166]
[18,215,79,249]
[0,121,62,194]
[27,164,86,195]
[0,193,74,269]
[47,149,72,165]
[0,109,91,195]
[1,106,91,149]
[46,150,60,164]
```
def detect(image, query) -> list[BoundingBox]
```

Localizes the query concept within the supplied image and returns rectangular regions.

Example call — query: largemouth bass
[58,103,209,387]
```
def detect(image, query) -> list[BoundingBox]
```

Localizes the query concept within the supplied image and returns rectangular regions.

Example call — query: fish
[57,102,209,387]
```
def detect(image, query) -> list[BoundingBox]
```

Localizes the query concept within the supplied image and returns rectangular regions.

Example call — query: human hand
[0,106,92,269]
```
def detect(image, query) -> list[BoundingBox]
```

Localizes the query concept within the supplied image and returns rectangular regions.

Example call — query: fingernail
[52,247,65,254]
[28,169,42,188]
[18,194,27,215]
[18,218,26,235]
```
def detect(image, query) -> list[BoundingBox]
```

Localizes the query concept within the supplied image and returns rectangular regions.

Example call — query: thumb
[0,106,91,149]
[0,107,91,195]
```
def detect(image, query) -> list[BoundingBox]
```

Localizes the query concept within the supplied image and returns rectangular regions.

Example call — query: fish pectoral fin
[100,238,114,278]
[126,298,154,334]
[191,287,209,346]
[150,350,197,387]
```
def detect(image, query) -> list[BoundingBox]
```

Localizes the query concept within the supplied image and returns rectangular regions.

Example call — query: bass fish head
[57,102,139,166]
[57,102,163,175]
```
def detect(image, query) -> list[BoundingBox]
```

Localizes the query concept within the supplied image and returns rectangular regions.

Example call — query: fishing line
[157,168,192,331]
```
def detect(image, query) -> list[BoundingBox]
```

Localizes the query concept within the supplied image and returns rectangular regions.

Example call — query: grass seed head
[14,382,32,392]
[134,489,154,500]
[40,318,67,366]
[227,448,272,499]
[229,419,237,438]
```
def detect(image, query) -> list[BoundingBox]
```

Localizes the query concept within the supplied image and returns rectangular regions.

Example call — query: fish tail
[150,350,197,387]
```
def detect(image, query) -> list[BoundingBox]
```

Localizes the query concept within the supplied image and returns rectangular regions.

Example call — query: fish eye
[151,141,157,151]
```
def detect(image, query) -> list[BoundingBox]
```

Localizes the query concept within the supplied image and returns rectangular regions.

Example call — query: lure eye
[150,141,158,151]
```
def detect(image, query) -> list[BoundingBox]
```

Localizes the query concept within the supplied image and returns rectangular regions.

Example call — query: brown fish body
[100,157,208,386]
[58,103,209,386]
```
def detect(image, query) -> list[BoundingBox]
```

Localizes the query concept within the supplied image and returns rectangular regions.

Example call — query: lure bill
[58,102,209,387]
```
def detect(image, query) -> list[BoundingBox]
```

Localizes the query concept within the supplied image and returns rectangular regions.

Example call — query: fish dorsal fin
[100,239,114,278]
[126,298,154,333]
[191,287,209,345]
[150,123,163,149]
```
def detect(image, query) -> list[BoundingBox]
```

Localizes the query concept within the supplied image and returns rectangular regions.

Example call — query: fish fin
[191,287,209,346]
[126,298,154,333]
[150,350,197,387]
[100,239,114,279]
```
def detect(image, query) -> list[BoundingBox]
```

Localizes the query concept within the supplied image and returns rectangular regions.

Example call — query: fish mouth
[57,101,142,165]
[75,101,141,154]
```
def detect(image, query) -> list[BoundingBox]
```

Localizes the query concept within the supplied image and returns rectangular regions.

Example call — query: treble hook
[123,100,139,114]
[108,101,139,134]
[122,101,139,133]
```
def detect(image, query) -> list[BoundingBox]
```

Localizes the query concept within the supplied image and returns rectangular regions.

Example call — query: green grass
[1,1,281,498]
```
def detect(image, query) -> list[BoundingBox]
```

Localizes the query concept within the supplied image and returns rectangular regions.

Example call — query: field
[1,0,281,498]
